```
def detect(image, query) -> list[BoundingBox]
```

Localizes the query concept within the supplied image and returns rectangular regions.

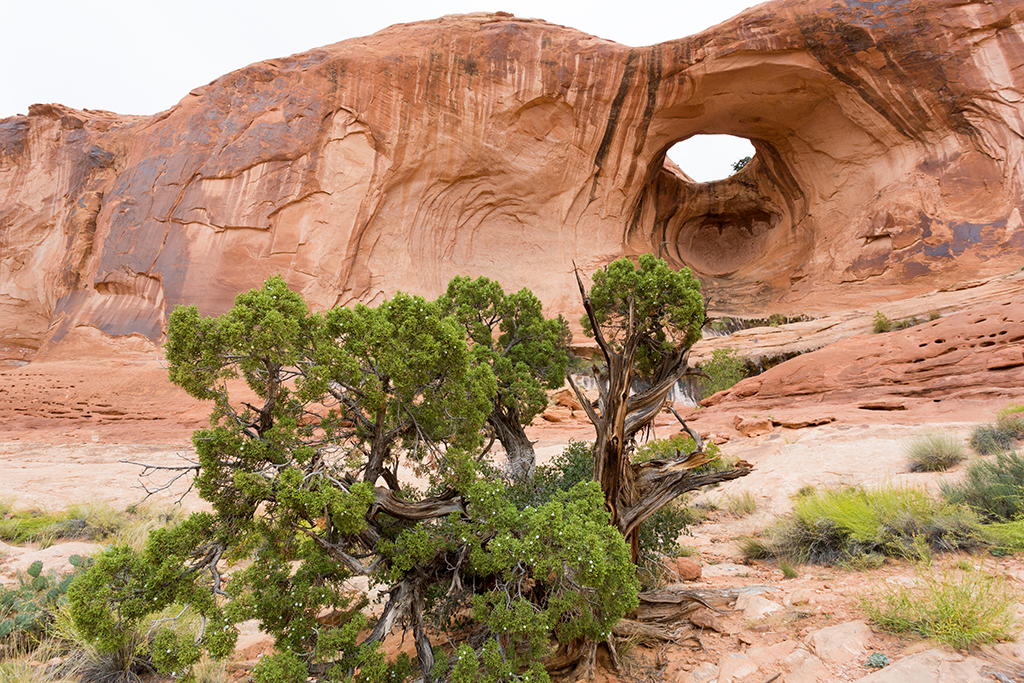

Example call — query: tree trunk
[488,405,536,480]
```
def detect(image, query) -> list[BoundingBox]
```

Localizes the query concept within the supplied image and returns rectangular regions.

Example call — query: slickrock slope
[2,0,1024,363]
[699,290,1024,427]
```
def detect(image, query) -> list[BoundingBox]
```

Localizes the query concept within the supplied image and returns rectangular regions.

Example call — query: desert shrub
[743,486,982,565]
[996,404,1024,440]
[864,565,1019,649]
[969,424,1017,456]
[942,450,1024,522]
[767,313,786,327]
[904,433,966,472]
[697,347,748,399]
[872,311,921,334]
[982,519,1024,555]
[0,501,135,547]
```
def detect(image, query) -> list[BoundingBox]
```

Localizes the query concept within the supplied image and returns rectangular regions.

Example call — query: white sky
[3,0,763,181]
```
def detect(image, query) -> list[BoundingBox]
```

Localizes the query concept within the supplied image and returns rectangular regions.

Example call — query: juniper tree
[437,276,571,480]
[569,255,751,562]
[68,276,639,683]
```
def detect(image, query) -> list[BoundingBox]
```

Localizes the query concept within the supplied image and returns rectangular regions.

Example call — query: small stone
[663,556,702,581]
[805,620,872,665]
[689,607,728,633]
[735,592,783,620]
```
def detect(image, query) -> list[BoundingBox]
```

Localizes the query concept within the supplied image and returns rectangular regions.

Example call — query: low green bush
[873,311,893,333]
[515,437,720,586]
[742,486,982,565]
[872,311,921,334]
[864,565,1019,650]
[996,404,1024,440]
[904,433,966,472]
[942,450,1024,522]
[697,347,748,399]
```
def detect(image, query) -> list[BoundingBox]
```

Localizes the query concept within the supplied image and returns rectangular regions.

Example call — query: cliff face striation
[3,0,1024,361]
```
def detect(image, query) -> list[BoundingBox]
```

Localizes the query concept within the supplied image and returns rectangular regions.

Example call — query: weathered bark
[488,404,536,480]
[571,267,751,564]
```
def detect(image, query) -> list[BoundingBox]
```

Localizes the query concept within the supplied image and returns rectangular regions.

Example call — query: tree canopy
[437,276,570,479]
[69,275,638,683]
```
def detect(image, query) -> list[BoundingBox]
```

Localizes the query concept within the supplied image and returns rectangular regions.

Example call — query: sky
[3,0,764,181]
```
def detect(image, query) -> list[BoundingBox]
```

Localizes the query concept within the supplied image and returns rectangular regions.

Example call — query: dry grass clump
[721,491,757,517]
[904,433,966,472]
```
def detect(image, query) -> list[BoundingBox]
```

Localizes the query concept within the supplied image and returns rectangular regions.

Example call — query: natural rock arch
[1,0,1023,360]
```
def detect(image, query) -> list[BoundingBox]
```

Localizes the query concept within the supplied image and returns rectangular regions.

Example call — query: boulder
[805,620,873,665]
[735,592,783,621]
[734,415,774,438]
[663,556,702,581]
[852,648,992,683]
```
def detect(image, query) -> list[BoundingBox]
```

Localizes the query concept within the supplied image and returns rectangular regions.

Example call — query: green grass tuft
[863,565,1019,650]
[722,491,757,517]
[743,486,983,565]
[904,433,966,472]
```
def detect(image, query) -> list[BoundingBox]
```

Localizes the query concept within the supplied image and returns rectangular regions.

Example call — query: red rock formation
[2,1,1024,361]
[702,299,1024,418]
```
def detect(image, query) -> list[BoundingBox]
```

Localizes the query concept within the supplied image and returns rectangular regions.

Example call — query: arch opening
[665,135,756,183]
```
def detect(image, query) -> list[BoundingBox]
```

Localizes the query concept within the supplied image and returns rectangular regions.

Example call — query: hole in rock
[666,135,756,183]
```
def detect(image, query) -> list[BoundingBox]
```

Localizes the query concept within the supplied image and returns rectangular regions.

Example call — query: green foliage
[997,404,1024,439]
[0,558,88,652]
[873,311,894,333]
[865,652,890,668]
[942,450,1024,522]
[253,651,307,683]
[904,433,966,472]
[744,486,983,565]
[872,311,921,334]
[72,276,641,682]
[864,565,1019,650]
[697,347,747,400]
[981,519,1024,554]
[969,424,1017,456]
[437,276,571,427]
[581,254,704,379]
[731,156,752,173]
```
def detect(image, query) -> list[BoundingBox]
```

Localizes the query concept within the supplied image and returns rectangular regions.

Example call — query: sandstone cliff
[2,0,1024,361]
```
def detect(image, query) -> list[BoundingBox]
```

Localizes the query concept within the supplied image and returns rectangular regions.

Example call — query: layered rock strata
[2,0,1024,361]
